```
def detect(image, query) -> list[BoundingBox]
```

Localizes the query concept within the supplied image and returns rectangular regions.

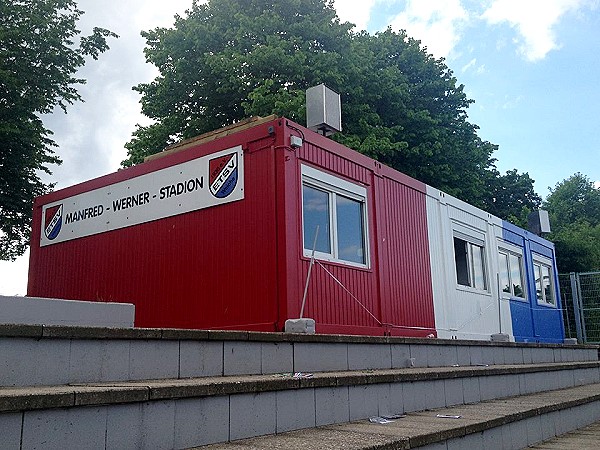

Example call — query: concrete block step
[1,362,599,414]
[1,325,597,387]
[1,363,599,449]
[196,383,600,450]
[529,420,600,449]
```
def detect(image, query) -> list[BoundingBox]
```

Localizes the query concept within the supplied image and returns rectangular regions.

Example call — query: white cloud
[334,0,377,31]
[482,0,594,61]
[388,0,469,58]
[462,58,477,72]
[1,1,193,295]
[461,57,486,74]
[134,0,199,30]
[38,0,193,190]
[502,94,523,109]
[594,180,600,189]
[0,251,29,296]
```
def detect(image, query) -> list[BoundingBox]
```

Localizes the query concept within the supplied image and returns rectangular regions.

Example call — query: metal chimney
[306,84,341,136]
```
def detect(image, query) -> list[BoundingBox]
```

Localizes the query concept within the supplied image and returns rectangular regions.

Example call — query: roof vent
[306,84,341,136]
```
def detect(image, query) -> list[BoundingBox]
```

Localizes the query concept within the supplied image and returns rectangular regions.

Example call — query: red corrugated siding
[295,141,379,331]
[28,117,436,336]
[29,138,280,330]
[299,142,372,185]
[300,262,380,329]
[289,131,435,336]
[377,175,436,336]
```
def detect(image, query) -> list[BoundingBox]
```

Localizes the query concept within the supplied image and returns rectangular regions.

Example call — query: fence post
[576,273,588,343]
[570,272,583,343]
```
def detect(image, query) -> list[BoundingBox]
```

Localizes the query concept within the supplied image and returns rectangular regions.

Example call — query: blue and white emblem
[209,153,238,198]
[44,204,63,240]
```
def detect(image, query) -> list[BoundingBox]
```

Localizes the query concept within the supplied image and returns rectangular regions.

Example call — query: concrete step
[1,362,599,449]
[195,383,600,450]
[1,325,598,448]
[529,420,600,449]
[1,324,597,387]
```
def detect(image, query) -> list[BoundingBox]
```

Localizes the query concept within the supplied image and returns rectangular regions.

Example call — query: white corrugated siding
[426,186,513,340]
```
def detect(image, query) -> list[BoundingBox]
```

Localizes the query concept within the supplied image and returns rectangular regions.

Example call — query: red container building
[28,117,436,336]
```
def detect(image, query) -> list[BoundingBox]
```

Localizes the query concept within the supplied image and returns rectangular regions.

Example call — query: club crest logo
[44,204,63,240]
[209,153,238,198]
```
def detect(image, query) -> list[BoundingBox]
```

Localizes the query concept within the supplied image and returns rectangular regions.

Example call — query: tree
[0,0,117,260]
[333,29,499,208]
[543,173,600,272]
[484,169,541,228]
[544,173,600,230]
[124,0,539,219]
[123,0,352,166]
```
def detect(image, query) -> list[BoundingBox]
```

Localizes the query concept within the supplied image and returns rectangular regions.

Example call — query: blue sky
[353,0,600,194]
[1,0,599,295]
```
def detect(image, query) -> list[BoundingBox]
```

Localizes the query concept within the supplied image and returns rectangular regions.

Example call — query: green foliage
[0,0,117,260]
[484,169,542,228]
[124,0,540,221]
[335,29,498,207]
[123,0,352,166]
[544,173,600,272]
[544,173,600,229]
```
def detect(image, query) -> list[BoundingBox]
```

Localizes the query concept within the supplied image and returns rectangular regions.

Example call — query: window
[301,165,368,267]
[533,259,556,307]
[498,248,526,299]
[453,236,487,291]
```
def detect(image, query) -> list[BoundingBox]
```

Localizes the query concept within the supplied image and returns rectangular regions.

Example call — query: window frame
[301,165,370,269]
[532,255,557,308]
[497,243,527,301]
[452,229,489,293]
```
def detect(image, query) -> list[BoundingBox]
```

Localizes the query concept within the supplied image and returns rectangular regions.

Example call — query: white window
[301,165,369,267]
[453,235,487,291]
[533,257,556,307]
[498,247,526,300]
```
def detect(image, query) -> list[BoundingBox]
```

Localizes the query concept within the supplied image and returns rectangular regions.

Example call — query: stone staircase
[0,324,598,449]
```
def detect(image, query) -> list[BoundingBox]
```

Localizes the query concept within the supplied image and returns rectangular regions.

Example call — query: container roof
[144,115,277,163]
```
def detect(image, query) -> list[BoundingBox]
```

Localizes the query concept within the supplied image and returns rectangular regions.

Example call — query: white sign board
[40,146,244,246]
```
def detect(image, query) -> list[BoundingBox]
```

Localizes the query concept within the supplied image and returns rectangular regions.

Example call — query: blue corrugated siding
[502,221,564,343]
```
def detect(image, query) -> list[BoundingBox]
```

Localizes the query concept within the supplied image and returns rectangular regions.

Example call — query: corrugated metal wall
[502,222,565,343]
[28,117,562,341]
[29,118,439,336]
[377,175,436,336]
[294,139,435,336]
[296,141,380,331]
[29,137,280,331]
[426,186,512,340]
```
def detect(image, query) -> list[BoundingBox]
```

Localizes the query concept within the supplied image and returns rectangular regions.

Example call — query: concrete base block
[563,338,578,345]
[491,333,510,342]
[284,318,315,334]
[0,295,134,327]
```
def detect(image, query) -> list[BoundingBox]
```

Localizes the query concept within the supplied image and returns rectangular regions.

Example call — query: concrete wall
[0,296,134,328]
